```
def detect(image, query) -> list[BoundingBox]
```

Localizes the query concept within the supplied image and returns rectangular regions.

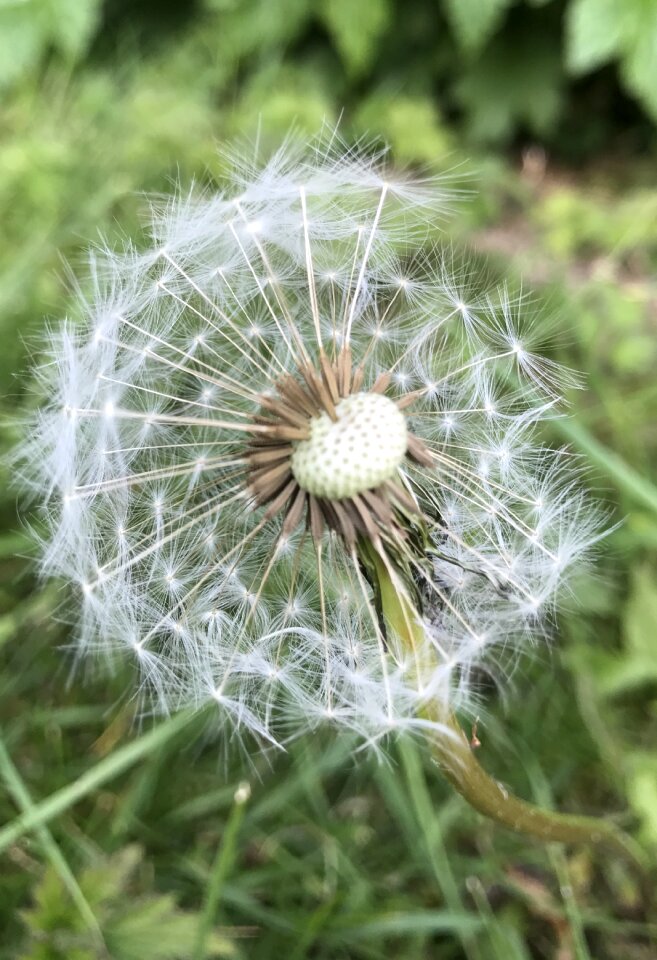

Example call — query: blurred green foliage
[18,844,236,960]
[2,0,657,150]
[0,0,102,87]
[1,1,657,958]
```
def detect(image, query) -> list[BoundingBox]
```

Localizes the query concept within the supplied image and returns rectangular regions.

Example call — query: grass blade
[192,781,251,960]
[0,732,105,947]
[556,418,657,516]
[0,710,194,854]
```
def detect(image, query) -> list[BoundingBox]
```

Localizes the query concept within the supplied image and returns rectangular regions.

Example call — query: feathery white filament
[17,132,604,752]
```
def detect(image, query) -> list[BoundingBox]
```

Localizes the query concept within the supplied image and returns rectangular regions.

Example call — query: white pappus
[18,133,605,754]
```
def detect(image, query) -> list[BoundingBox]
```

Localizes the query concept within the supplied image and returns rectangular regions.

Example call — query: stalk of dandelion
[361,539,639,859]
[16,133,638,857]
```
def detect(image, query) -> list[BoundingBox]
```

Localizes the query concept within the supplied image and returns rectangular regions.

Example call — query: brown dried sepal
[243,347,431,547]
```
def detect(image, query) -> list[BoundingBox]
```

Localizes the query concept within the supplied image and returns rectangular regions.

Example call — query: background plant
[1,1,657,958]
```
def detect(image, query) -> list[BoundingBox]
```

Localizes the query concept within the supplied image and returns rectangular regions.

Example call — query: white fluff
[18,133,604,750]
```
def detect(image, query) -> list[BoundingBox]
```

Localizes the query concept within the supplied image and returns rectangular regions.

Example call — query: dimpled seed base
[291,392,408,500]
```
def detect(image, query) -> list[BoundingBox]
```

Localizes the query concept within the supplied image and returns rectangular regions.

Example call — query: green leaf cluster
[19,845,236,959]
[2,0,657,151]
[567,0,657,120]
[0,0,102,87]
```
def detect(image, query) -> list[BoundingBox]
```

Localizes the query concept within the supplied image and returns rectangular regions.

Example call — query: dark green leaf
[443,0,513,53]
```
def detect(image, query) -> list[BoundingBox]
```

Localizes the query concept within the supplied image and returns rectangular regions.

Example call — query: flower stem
[364,542,642,864]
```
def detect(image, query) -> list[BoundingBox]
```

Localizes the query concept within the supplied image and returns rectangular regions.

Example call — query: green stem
[364,542,642,863]
[192,781,250,960]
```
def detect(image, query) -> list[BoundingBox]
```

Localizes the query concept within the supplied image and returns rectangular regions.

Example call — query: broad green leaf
[108,894,235,960]
[0,6,46,87]
[19,846,236,959]
[456,32,563,142]
[230,63,336,139]
[81,846,144,909]
[621,5,657,120]
[214,0,313,59]
[49,0,103,59]
[354,95,452,165]
[443,0,512,53]
[0,0,102,88]
[320,0,391,76]
[567,0,657,121]
[566,0,631,73]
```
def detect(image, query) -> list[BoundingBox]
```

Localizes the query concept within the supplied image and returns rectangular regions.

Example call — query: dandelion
[19,133,631,851]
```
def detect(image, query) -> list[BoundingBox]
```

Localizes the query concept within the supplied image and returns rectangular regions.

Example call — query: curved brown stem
[364,541,644,866]
[429,707,639,860]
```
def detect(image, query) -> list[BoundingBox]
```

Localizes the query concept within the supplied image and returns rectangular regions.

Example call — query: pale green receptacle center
[291,392,408,499]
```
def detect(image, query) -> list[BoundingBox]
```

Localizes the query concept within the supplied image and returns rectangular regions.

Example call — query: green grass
[2,11,657,959]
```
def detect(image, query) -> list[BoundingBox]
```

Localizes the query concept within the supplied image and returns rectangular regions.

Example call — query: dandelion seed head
[291,393,407,500]
[16,132,604,751]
